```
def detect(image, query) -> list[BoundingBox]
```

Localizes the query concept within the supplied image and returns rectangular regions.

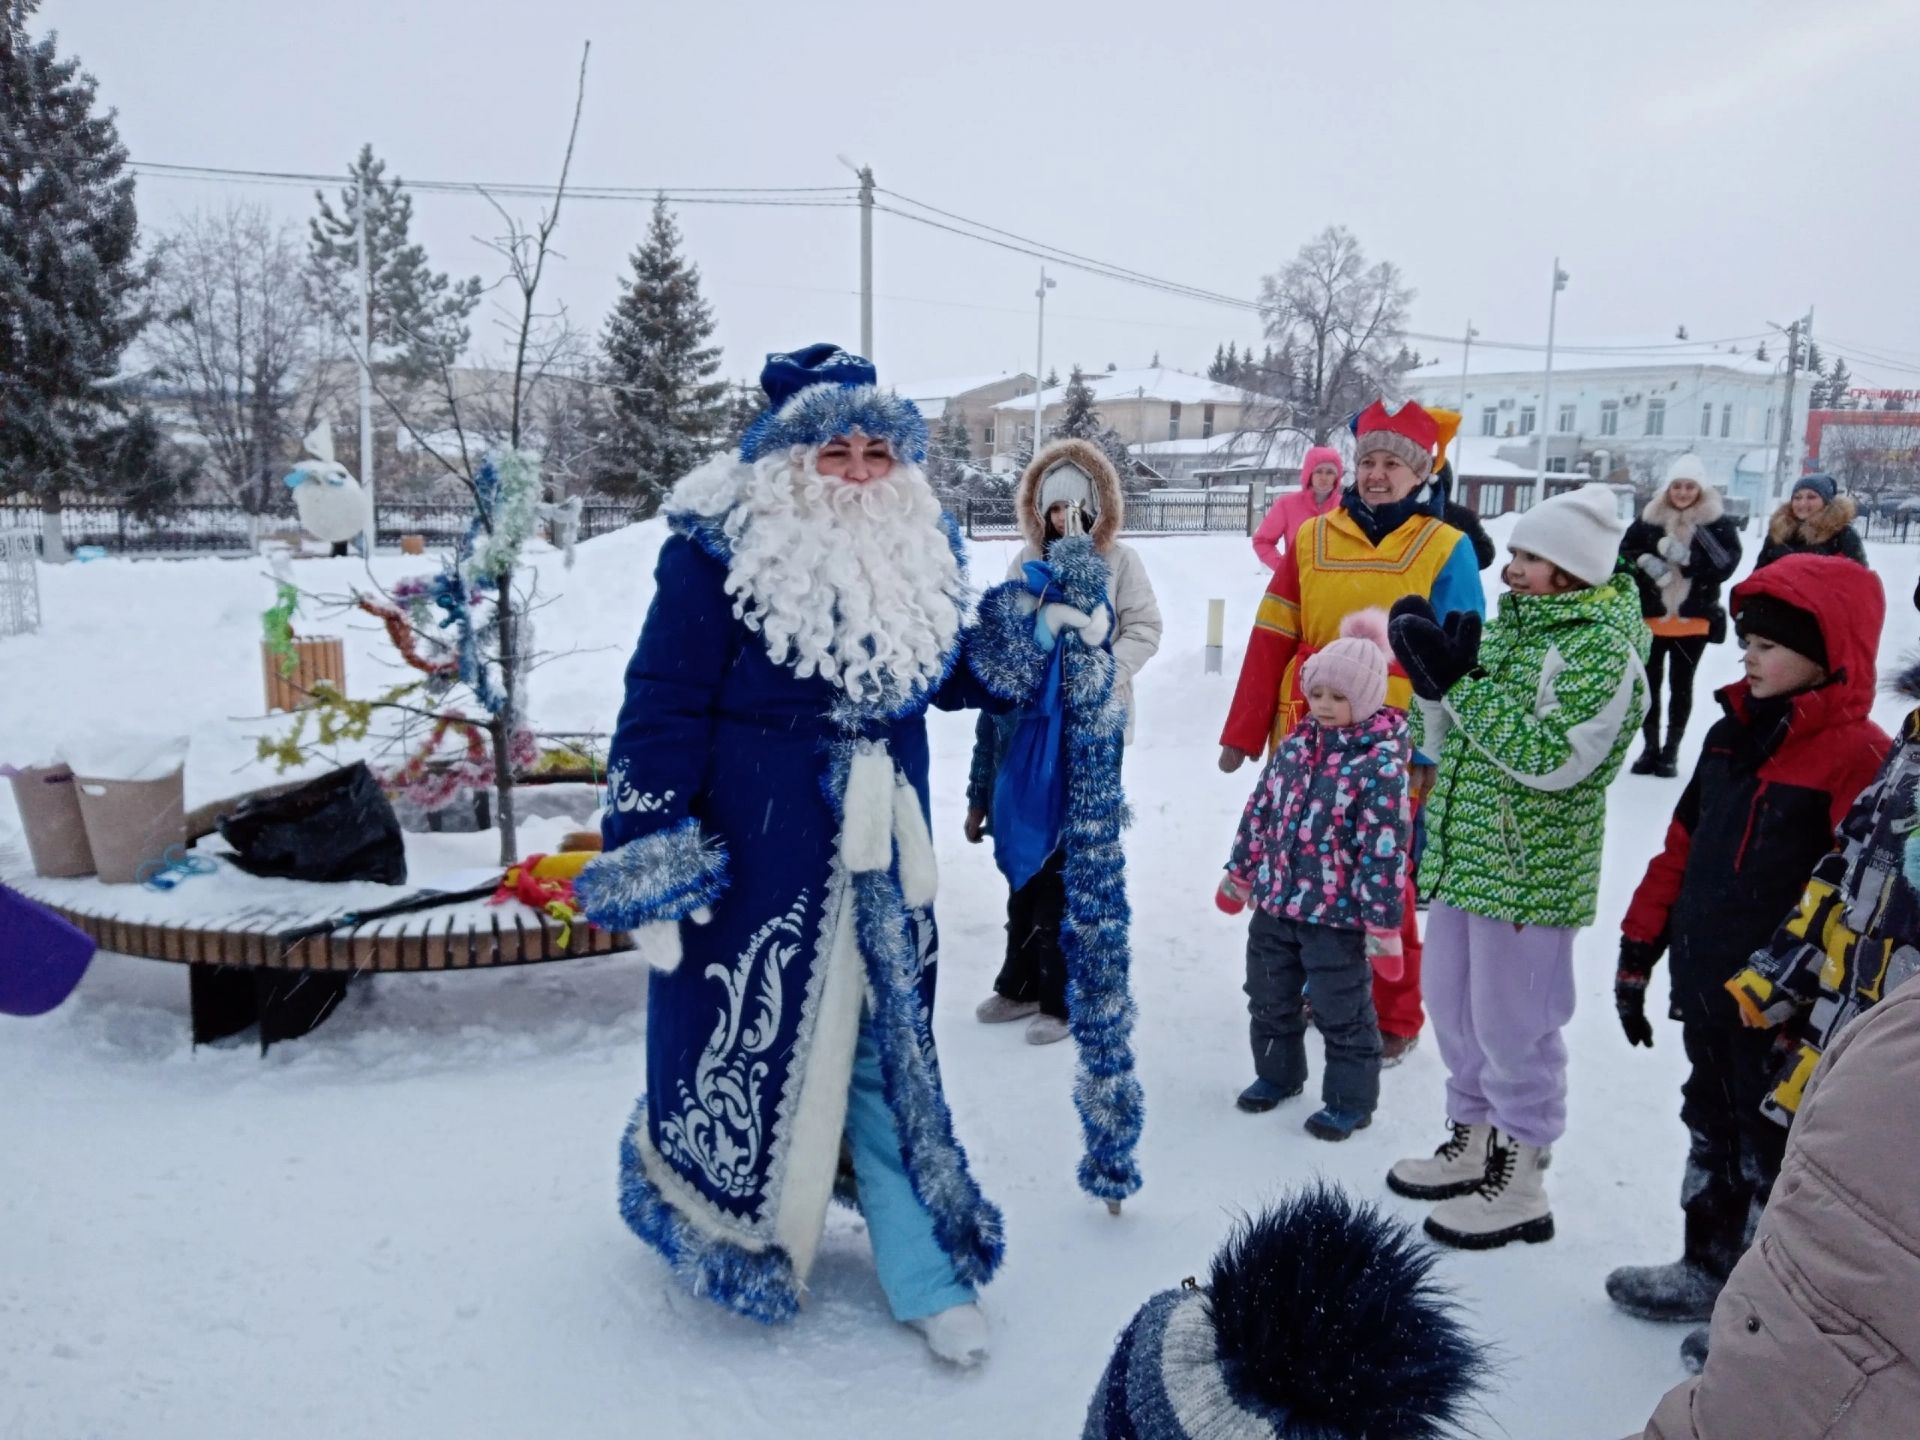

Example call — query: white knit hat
[1509,485,1626,588]
[1039,459,1097,515]
[1664,454,1707,486]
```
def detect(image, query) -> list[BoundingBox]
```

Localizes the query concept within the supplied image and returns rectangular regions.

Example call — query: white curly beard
[676,449,969,705]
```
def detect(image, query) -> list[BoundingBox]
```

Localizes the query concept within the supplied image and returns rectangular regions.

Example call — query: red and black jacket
[1620,555,1891,1027]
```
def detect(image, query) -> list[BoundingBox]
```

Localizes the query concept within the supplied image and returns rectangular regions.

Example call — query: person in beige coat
[1633,968,1920,1437]
[966,438,1161,1044]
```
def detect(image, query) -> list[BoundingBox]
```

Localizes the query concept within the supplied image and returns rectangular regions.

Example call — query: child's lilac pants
[1424,901,1578,1147]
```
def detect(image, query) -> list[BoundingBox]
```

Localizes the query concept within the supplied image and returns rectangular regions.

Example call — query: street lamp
[1033,267,1056,452]
[1456,319,1479,473]
[1533,260,1570,507]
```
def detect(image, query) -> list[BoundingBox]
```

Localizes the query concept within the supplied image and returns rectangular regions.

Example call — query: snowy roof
[992,367,1250,413]
[898,372,1033,402]
[1404,340,1783,386]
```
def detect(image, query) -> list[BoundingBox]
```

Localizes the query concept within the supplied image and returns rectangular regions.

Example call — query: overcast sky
[37,0,1920,394]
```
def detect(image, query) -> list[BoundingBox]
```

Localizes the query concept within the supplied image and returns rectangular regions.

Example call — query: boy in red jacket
[1604,554,1889,1370]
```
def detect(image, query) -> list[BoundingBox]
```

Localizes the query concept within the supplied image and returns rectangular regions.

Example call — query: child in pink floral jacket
[1218,609,1410,1140]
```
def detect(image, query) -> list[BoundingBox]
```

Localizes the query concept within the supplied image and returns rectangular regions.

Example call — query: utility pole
[1455,319,1478,473]
[1772,308,1812,503]
[355,175,375,551]
[857,165,875,359]
[1033,266,1056,453]
[1533,260,1569,508]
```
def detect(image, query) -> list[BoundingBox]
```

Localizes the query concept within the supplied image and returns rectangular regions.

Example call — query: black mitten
[1615,937,1662,1049]
[1389,605,1483,702]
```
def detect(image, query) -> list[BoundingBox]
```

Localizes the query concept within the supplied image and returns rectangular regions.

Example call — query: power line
[131,160,859,208]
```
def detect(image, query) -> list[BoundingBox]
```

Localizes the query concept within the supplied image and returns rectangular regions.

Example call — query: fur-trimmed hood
[1017,438,1124,553]
[1769,492,1859,548]
[1643,480,1725,531]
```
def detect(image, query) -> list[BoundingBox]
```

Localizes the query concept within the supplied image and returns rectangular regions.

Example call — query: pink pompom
[1338,607,1391,655]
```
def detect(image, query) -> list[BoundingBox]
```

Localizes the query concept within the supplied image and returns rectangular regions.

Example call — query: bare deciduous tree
[147,204,345,515]
[1247,226,1416,444]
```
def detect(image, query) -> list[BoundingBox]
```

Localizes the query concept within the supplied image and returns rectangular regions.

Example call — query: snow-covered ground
[4,519,1917,1440]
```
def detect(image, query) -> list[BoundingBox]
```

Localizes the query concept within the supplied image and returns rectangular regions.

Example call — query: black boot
[1655,740,1681,778]
[1630,746,1660,775]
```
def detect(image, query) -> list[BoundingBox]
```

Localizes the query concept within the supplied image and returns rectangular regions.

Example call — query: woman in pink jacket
[1252,445,1345,570]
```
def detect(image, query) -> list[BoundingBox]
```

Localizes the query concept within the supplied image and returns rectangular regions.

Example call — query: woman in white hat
[1617,456,1744,776]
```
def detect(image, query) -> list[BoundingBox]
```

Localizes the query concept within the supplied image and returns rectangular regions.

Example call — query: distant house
[1402,343,1806,505]
[897,372,1036,459]
[988,367,1252,468]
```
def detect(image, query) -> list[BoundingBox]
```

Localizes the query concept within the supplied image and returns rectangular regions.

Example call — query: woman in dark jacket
[1755,472,1867,568]
[1619,457,1744,776]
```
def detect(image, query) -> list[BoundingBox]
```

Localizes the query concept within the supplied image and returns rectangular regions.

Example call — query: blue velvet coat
[577,497,1022,1324]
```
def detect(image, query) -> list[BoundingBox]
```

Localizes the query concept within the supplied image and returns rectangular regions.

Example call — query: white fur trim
[773,868,869,1280]
[893,776,938,908]
[841,743,895,874]
[631,921,684,974]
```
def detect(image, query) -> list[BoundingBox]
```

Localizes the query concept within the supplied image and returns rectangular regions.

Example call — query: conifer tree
[309,145,483,379]
[1058,367,1102,439]
[0,0,184,531]
[596,196,728,513]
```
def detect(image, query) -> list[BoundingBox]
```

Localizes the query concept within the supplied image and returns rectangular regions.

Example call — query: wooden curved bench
[5,855,631,1048]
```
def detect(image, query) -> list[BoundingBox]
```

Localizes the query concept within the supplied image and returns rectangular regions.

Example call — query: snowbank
[3,517,1917,1440]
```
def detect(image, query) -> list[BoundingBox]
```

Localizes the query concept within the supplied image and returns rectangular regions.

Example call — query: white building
[1402,343,1806,516]
[989,367,1251,468]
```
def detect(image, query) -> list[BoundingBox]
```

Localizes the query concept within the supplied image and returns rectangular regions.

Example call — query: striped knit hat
[1082,1186,1485,1440]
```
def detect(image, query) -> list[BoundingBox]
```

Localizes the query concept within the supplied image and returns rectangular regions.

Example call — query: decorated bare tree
[264,43,592,866]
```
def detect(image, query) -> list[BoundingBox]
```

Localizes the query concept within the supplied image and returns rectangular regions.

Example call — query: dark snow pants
[1679,1021,1791,1280]
[994,850,1068,1020]
[1244,911,1381,1115]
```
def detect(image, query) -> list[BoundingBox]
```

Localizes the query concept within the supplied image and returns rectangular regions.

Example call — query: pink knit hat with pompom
[1300,609,1392,723]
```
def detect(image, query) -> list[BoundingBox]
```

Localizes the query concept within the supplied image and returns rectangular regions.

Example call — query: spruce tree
[1057,367,1102,439]
[598,195,728,513]
[926,411,973,497]
[310,144,482,380]
[1825,358,1852,408]
[0,0,157,513]
[1209,343,1228,380]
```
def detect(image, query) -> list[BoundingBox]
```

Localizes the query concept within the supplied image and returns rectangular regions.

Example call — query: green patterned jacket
[1418,571,1650,928]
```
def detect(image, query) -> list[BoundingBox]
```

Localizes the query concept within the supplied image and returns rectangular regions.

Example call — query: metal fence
[1859,509,1920,545]
[963,490,1257,540]
[0,501,641,557]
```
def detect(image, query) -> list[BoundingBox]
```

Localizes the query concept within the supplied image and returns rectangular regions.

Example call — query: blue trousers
[845,1016,975,1322]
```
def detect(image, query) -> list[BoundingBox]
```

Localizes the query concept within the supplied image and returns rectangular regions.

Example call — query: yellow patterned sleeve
[1254,593,1299,638]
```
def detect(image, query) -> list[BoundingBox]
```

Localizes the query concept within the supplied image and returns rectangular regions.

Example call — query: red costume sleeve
[1221,538,1303,755]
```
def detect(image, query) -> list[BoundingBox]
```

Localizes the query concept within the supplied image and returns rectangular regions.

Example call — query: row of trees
[142,161,733,519]
[0,0,1432,525]
[0,1,741,524]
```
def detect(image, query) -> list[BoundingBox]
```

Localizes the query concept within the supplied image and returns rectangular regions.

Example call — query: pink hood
[1252,446,1347,570]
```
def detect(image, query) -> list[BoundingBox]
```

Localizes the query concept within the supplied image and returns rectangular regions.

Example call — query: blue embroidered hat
[738,343,929,464]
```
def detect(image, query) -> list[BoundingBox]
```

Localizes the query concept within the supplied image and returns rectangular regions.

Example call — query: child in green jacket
[1384,485,1649,1251]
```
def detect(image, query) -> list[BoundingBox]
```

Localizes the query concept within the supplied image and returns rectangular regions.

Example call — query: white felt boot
[910,1301,989,1368]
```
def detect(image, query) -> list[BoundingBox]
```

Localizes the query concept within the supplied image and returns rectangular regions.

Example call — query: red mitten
[1365,926,1404,981]
[1216,874,1251,915]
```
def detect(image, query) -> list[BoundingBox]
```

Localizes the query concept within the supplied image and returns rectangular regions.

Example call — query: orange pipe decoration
[356,596,459,679]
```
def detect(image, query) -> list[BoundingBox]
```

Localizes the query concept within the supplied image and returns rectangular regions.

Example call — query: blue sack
[991,562,1070,891]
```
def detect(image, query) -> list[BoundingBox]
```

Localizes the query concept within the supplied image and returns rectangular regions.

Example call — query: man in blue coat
[577,345,1063,1367]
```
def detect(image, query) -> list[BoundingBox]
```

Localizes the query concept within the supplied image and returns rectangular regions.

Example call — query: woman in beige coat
[966,438,1161,1045]
[1634,969,1920,1437]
